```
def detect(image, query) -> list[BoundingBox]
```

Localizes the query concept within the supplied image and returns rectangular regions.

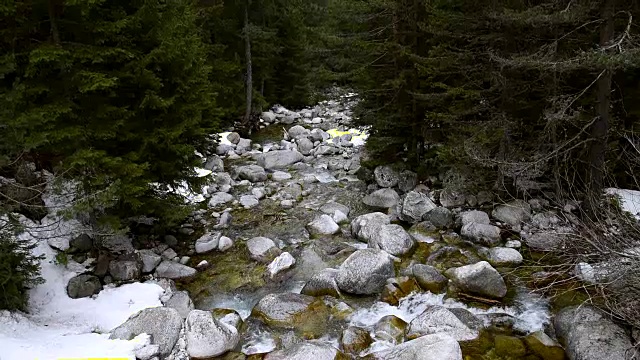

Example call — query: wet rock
[257,150,304,169]
[554,305,633,360]
[320,202,350,217]
[251,293,318,327]
[370,333,462,360]
[186,309,239,359]
[424,207,453,228]
[408,221,439,243]
[70,233,93,252]
[351,212,390,242]
[439,189,466,208]
[369,224,415,256]
[110,307,183,358]
[108,259,141,281]
[307,214,340,236]
[205,155,225,172]
[301,268,341,297]
[66,274,102,298]
[398,170,418,193]
[427,246,474,270]
[139,249,162,273]
[264,341,343,360]
[492,199,531,227]
[247,237,282,263]
[381,276,421,305]
[459,210,490,226]
[494,335,527,358]
[164,290,194,319]
[341,326,373,355]
[482,247,523,267]
[374,165,400,188]
[336,249,395,295]
[375,315,407,344]
[363,188,400,209]
[155,261,197,279]
[218,236,233,252]
[195,231,221,254]
[236,165,268,182]
[401,191,438,223]
[240,195,259,208]
[524,330,566,360]
[209,192,234,208]
[407,306,481,341]
[409,264,448,293]
[445,261,507,299]
[267,252,296,278]
[460,222,501,246]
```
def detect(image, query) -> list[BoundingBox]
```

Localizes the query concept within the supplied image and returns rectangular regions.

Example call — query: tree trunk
[48,0,61,46]
[243,0,253,124]
[586,0,615,212]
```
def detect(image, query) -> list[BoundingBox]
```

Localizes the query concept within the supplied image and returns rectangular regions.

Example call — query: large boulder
[251,293,321,328]
[423,207,453,228]
[257,150,304,169]
[409,264,448,293]
[351,212,390,242]
[445,261,507,299]
[460,222,501,246]
[492,199,531,227]
[265,341,343,360]
[67,274,102,299]
[236,165,268,182]
[407,306,481,341]
[155,261,197,280]
[401,191,438,223]
[185,309,239,359]
[363,188,401,209]
[459,210,490,226]
[164,290,194,319]
[247,237,281,263]
[370,333,462,360]
[336,249,395,295]
[301,268,341,297]
[307,215,340,236]
[110,307,183,358]
[374,166,400,188]
[139,249,162,273]
[369,224,415,256]
[108,259,141,281]
[195,231,221,254]
[554,305,634,360]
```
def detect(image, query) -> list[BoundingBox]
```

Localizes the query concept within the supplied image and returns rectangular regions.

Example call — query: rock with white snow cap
[336,249,395,295]
[110,307,183,357]
[185,309,239,359]
[195,232,221,254]
[307,214,340,236]
[445,261,507,299]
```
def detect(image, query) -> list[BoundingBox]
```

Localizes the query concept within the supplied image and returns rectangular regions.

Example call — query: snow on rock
[110,307,184,357]
[606,188,640,219]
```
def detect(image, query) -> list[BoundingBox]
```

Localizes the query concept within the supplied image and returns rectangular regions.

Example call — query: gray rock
[424,207,453,228]
[445,261,507,299]
[407,305,480,341]
[477,191,494,205]
[208,192,234,208]
[370,333,462,360]
[459,210,490,226]
[247,237,281,263]
[155,261,197,279]
[195,231,221,254]
[262,111,277,122]
[408,221,439,243]
[257,150,304,169]
[235,138,252,153]
[252,293,316,326]
[351,212,390,242]
[310,128,329,142]
[410,264,447,293]
[240,194,259,208]
[363,188,400,209]
[375,315,407,344]
[301,268,341,297]
[398,170,418,193]
[336,249,395,295]
[108,260,141,281]
[492,199,531,227]
[186,309,239,359]
[110,307,183,357]
[524,231,566,252]
[226,132,241,144]
[401,191,438,223]
[100,234,134,254]
[483,247,523,267]
[180,256,190,265]
[297,138,314,155]
[161,247,178,260]
[320,202,350,217]
[265,341,342,360]
[288,125,309,139]
[369,224,415,256]
[66,274,102,298]
[204,155,224,172]
[139,249,162,273]
[374,166,400,188]
[135,344,160,360]
[307,214,340,236]
[216,144,234,155]
[70,234,93,252]
[267,252,296,278]
[164,290,194,319]
[342,326,373,355]
[236,165,268,182]
[218,236,233,252]
[163,234,178,247]
[554,305,634,360]
[461,222,501,246]
[439,189,466,208]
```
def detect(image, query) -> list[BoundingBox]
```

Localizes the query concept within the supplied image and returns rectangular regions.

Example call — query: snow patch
[606,188,640,219]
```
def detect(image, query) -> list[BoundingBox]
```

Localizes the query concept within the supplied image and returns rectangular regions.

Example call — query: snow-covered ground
[0,187,166,360]
[606,188,640,219]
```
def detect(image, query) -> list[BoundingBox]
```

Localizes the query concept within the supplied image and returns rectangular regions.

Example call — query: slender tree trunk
[244,0,253,124]
[586,0,615,212]
[48,0,61,46]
